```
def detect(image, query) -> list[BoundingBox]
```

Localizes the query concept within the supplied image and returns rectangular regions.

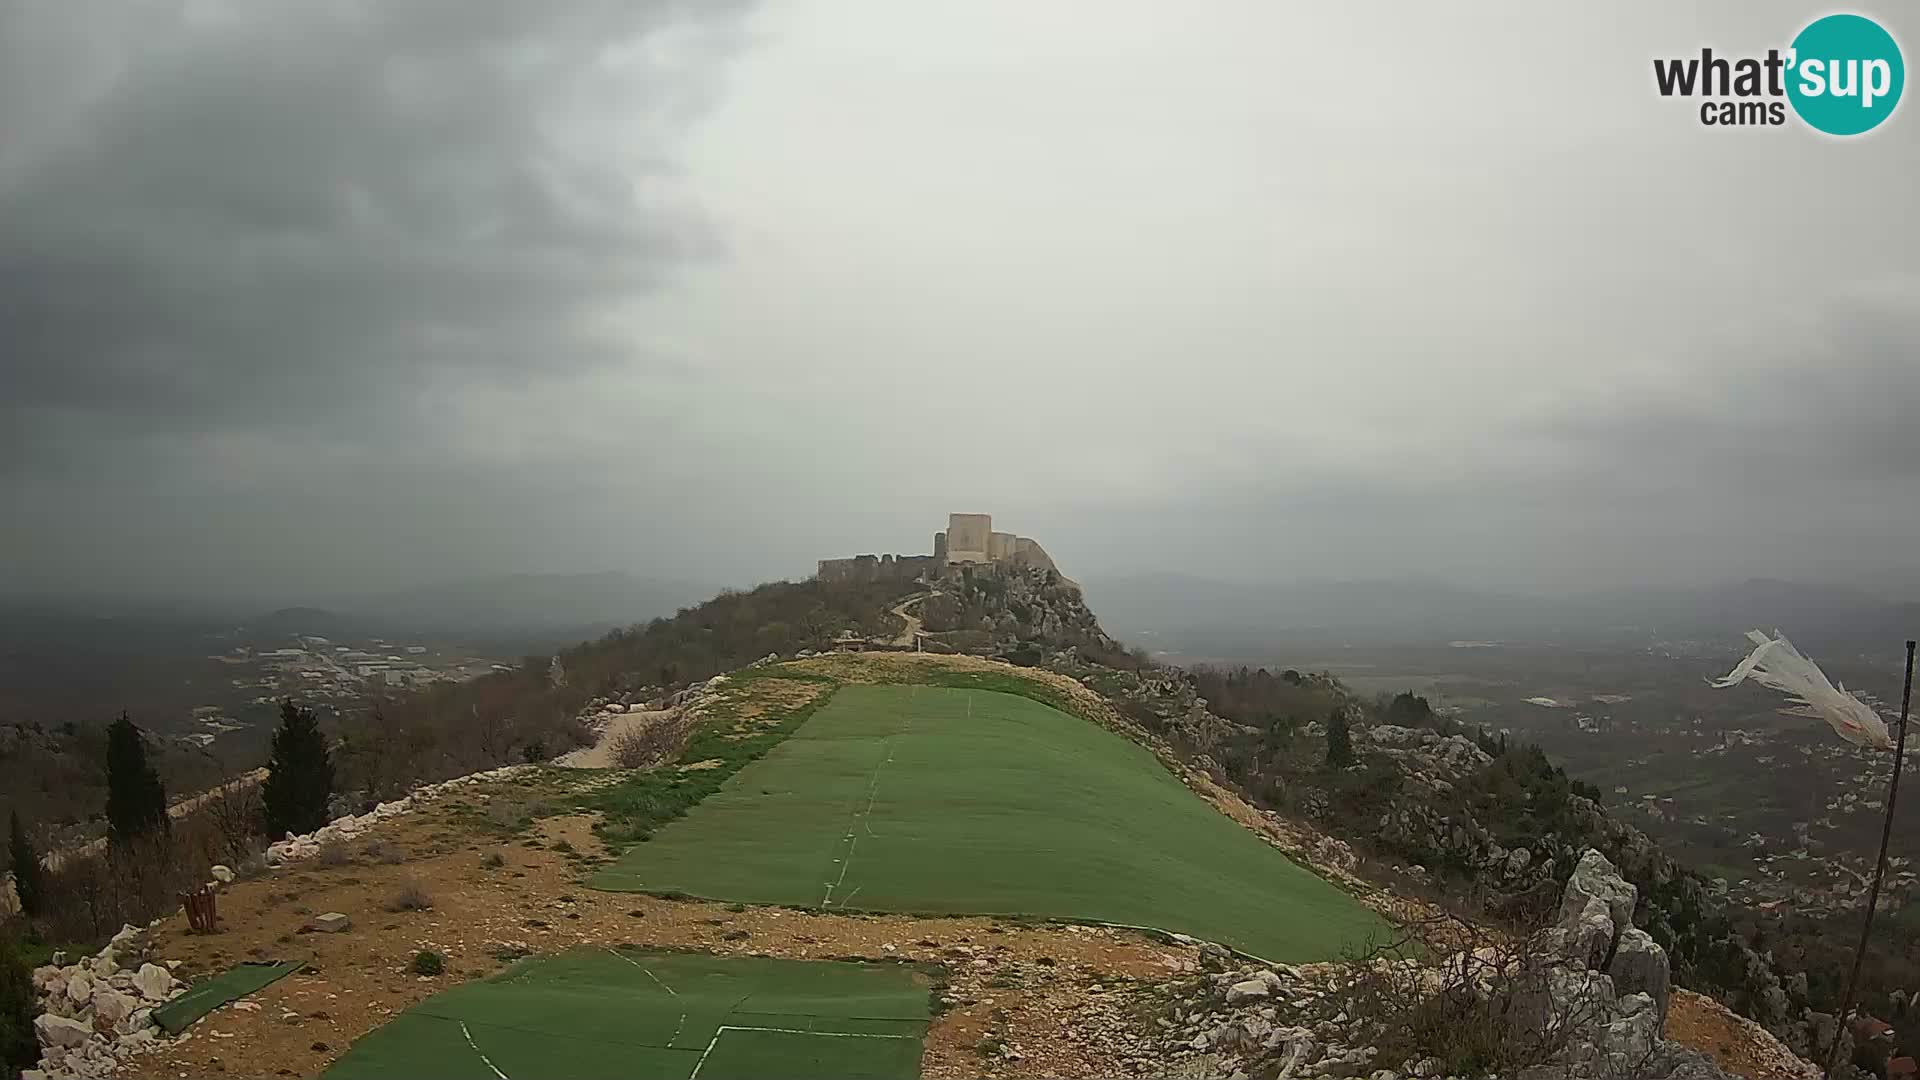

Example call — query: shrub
[314,839,354,867]
[361,840,405,865]
[481,852,506,869]
[7,812,41,919]
[1324,706,1355,769]
[387,879,433,912]
[609,719,689,770]
[1324,916,1638,1077]
[0,930,38,1080]
[411,950,444,976]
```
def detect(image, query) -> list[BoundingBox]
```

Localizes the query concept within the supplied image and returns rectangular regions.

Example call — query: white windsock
[1710,630,1895,750]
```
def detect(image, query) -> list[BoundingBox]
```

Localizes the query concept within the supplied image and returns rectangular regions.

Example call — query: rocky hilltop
[923,562,1865,1075]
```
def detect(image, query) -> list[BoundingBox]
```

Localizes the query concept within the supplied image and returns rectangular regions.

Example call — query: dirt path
[888,591,935,647]
[132,774,1196,1079]
[552,707,681,769]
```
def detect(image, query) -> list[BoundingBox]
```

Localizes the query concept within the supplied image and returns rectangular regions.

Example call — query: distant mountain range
[1082,574,1918,654]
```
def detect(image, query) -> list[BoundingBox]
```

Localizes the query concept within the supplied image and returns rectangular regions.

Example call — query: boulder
[1607,928,1671,1023]
[90,989,137,1029]
[133,963,176,1001]
[1559,849,1636,942]
[210,864,235,884]
[119,1007,154,1037]
[34,1013,94,1049]
[1225,978,1271,1004]
[66,970,94,1004]
[1563,894,1617,969]
[90,948,118,978]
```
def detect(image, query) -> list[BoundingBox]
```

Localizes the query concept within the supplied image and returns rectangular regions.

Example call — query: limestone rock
[35,1013,94,1049]
[1225,978,1271,1004]
[133,963,175,1001]
[65,970,93,1004]
[210,864,235,884]
[89,989,136,1029]
[1559,848,1636,941]
[1564,894,1617,969]
[1608,927,1671,1023]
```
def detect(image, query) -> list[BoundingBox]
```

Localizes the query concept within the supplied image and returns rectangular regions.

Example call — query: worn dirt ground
[130,779,1196,1079]
[1665,989,1820,1080]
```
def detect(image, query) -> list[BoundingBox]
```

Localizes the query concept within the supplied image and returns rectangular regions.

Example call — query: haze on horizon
[4,1,1918,612]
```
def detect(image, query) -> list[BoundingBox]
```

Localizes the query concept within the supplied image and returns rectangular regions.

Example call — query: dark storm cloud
[0,0,745,464]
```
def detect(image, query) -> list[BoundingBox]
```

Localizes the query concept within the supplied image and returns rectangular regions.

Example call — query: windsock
[1710,629,1895,750]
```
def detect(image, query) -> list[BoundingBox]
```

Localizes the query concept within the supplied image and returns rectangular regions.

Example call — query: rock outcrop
[25,924,180,1080]
[1139,849,1785,1080]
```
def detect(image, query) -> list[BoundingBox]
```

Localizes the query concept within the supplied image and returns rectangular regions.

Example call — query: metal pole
[1824,639,1915,1076]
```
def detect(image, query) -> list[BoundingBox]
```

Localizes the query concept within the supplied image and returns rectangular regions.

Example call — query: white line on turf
[603,947,677,995]
[459,1020,512,1080]
[691,1021,921,1075]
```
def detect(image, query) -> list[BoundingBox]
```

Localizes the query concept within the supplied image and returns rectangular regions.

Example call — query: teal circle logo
[1787,14,1905,135]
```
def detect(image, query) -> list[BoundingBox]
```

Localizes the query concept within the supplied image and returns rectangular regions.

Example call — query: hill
[11,565,1867,1079]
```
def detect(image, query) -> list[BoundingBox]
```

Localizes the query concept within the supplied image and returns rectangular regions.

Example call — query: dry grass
[315,839,354,868]
[385,878,434,912]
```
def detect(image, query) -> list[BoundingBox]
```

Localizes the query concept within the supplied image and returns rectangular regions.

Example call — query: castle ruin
[816,512,1061,584]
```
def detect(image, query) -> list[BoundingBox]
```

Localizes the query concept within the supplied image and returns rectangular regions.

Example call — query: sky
[3,1,1918,609]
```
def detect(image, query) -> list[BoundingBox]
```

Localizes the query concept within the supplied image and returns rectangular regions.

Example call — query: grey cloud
[5,1,1920,606]
[0,0,744,463]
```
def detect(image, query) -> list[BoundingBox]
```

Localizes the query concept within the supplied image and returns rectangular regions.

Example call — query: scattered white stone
[209,864,235,884]
[133,963,175,1001]
[34,1014,93,1049]
[89,989,136,1028]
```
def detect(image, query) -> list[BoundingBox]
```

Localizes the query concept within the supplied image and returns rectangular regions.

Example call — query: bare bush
[201,778,266,865]
[1325,913,1635,1077]
[314,839,353,867]
[361,839,405,865]
[387,878,433,912]
[609,714,696,770]
[35,833,199,944]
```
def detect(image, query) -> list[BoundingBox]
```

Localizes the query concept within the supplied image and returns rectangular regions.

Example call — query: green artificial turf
[591,684,1391,961]
[322,948,929,1080]
[151,960,307,1035]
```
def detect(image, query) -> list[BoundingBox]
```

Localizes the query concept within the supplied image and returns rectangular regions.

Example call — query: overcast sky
[3,1,1917,608]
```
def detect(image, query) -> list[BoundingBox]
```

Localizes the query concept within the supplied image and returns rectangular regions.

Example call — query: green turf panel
[591,684,1391,961]
[150,960,305,1035]
[321,1012,700,1080]
[322,949,930,1080]
[695,1027,923,1080]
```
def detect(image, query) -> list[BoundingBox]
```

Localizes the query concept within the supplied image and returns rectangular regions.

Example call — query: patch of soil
[1665,989,1820,1080]
[136,781,1196,1079]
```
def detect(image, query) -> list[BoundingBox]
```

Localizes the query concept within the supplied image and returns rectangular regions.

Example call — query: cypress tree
[262,701,334,838]
[1324,706,1355,769]
[0,929,38,1080]
[5,812,39,918]
[105,712,168,844]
